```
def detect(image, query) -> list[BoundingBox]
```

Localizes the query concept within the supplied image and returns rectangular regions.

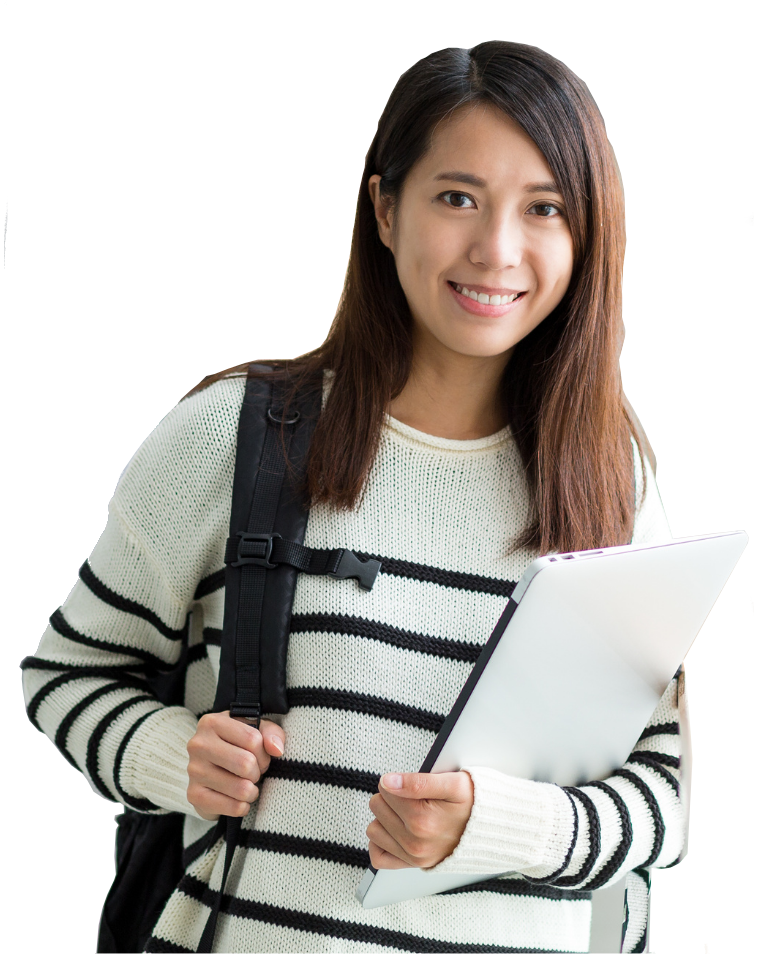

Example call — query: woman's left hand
[366,771,474,869]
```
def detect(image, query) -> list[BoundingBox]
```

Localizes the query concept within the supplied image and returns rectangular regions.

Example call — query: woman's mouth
[447,281,527,316]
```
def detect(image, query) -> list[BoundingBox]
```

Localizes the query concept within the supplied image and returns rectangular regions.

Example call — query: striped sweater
[22,373,685,953]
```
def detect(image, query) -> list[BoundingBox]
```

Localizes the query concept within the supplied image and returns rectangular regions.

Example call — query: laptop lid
[358,531,748,909]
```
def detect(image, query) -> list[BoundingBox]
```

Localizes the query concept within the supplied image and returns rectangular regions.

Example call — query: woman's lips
[447,281,527,318]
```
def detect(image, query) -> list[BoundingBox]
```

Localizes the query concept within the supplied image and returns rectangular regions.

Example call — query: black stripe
[582,781,633,890]
[357,552,517,598]
[176,874,561,953]
[79,561,186,641]
[112,710,162,811]
[627,754,680,795]
[203,627,222,646]
[638,721,678,741]
[613,768,665,867]
[187,642,209,665]
[636,751,679,770]
[193,555,515,599]
[266,758,380,794]
[441,877,590,902]
[26,669,144,732]
[238,829,591,901]
[192,825,592,903]
[238,828,370,869]
[288,687,444,733]
[659,852,684,869]
[145,938,193,953]
[53,679,154,771]
[20,656,150,675]
[523,789,578,884]
[49,608,169,669]
[86,695,158,800]
[194,569,225,601]
[291,613,482,663]
[553,788,601,888]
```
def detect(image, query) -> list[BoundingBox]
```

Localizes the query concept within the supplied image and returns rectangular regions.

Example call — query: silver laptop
[357,530,748,909]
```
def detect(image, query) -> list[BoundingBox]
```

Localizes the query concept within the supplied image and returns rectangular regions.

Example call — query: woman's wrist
[119,706,203,818]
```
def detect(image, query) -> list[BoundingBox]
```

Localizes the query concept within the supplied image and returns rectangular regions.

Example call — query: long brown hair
[191,41,645,554]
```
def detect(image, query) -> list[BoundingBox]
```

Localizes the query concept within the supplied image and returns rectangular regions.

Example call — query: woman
[22,41,684,953]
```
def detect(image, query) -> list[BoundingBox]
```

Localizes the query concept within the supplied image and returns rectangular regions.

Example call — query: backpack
[97,364,380,952]
[98,364,678,953]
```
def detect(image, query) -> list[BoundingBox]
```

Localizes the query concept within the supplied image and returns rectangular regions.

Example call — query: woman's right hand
[186,712,286,820]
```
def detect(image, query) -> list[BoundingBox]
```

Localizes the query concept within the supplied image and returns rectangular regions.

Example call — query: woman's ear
[368,174,394,252]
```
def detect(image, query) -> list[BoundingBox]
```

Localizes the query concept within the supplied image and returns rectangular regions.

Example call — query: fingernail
[270,737,283,754]
[382,773,402,790]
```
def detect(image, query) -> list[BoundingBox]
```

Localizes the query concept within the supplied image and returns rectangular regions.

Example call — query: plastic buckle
[329,550,382,591]
[231,531,281,569]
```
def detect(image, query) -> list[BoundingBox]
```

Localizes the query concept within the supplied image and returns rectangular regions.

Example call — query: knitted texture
[22,375,684,953]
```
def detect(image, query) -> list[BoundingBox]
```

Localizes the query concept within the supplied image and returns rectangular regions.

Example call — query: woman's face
[369,105,574,363]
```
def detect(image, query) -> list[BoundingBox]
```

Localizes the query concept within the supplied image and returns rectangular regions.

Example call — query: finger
[206,715,272,774]
[368,840,413,870]
[192,761,261,803]
[189,732,263,782]
[366,818,415,867]
[379,771,471,802]
[221,712,261,749]
[366,795,412,861]
[368,793,407,842]
[260,719,286,758]
[230,720,280,776]
[187,782,258,820]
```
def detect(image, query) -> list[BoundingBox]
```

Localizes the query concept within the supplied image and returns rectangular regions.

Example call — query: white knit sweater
[22,373,684,953]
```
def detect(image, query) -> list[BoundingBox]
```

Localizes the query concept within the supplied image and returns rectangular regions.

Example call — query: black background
[14,30,756,954]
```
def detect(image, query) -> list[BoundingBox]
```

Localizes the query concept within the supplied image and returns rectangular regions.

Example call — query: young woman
[22,41,685,953]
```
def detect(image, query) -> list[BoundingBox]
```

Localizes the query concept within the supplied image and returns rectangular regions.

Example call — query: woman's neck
[388,362,508,441]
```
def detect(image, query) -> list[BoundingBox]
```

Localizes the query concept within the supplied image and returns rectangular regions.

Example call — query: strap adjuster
[227,531,282,569]
[230,703,261,727]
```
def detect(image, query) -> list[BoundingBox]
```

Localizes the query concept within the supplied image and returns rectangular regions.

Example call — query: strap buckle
[227,531,282,569]
[329,550,382,591]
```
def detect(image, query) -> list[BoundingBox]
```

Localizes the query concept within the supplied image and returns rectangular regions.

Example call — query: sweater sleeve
[20,375,246,817]
[432,449,687,887]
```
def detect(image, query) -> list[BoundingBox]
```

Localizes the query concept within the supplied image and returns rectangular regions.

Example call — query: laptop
[357,530,748,908]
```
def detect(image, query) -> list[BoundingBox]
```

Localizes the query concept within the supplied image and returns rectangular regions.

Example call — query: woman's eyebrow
[433,172,562,196]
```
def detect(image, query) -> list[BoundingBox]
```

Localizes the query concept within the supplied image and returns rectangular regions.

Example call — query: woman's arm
[20,376,254,816]
[424,672,684,886]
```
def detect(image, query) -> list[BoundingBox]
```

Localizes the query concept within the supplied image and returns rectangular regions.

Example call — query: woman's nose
[469,214,523,271]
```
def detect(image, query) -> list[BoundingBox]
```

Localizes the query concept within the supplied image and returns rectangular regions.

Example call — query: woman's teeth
[454,284,520,305]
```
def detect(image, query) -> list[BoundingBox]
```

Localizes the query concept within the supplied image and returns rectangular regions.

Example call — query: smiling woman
[22,40,683,954]
[370,107,575,438]
[272,42,636,556]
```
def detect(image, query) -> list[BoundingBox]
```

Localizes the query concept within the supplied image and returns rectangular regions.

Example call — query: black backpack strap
[197,364,380,952]
[212,365,380,719]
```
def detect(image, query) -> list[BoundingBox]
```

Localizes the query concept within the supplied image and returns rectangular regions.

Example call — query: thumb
[379,771,469,801]
[260,720,286,757]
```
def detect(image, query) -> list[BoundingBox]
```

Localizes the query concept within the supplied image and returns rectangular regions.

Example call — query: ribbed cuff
[430,767,575,875]
[119,706,203,819]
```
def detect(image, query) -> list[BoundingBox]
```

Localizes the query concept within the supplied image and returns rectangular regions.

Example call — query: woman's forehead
[414,105,557,190]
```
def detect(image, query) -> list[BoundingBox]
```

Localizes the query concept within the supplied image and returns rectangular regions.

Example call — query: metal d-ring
[267,407,301,425]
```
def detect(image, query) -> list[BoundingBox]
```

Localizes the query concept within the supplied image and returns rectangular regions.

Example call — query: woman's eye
[441,191,475,209]
[438,192,564,219]
[528,203,562,217]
